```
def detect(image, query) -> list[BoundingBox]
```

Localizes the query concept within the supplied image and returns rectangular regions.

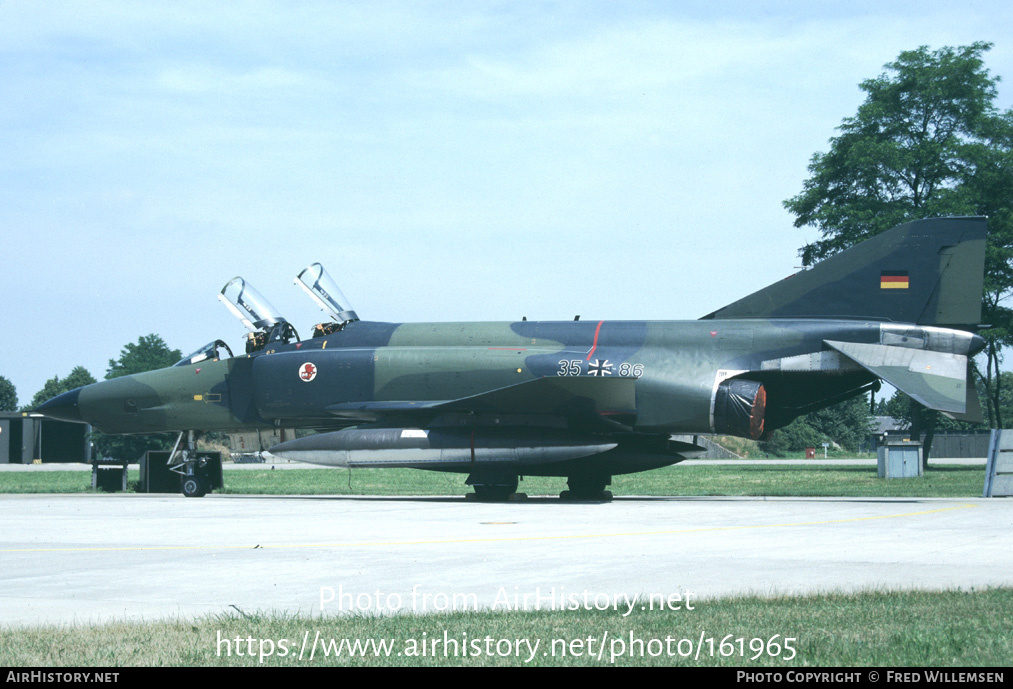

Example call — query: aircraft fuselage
[50,317,980,440]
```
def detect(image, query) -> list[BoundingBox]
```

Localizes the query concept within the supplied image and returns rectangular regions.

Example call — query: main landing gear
[465,471,614,502]
[559,473,613,502]
[465,473,526,502]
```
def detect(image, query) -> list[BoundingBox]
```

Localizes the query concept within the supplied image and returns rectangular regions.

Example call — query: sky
[2,0,1012,405]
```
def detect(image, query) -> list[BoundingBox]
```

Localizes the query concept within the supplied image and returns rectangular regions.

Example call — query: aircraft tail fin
[701,217,987,327]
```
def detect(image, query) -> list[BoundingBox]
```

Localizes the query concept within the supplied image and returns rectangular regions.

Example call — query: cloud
[415,19,818,101]
[156,65,328,94]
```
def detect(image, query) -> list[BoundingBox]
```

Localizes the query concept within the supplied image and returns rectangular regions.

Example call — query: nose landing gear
[180,473,207,498]
[168,431,222,498]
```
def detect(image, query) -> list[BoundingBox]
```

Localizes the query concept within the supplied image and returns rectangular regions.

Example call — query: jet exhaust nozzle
[713,379,766,440]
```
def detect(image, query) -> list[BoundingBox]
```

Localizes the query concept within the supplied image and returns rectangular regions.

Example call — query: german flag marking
[881,270,909,289]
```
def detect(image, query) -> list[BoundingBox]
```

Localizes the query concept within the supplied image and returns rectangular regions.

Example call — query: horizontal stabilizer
[943,363,984,424]
[825,340,972,415]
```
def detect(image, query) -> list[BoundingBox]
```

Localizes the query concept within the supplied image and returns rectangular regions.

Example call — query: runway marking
[2,502,978,553]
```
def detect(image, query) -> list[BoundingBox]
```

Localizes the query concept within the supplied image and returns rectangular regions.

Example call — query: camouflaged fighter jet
[37,217,987,499]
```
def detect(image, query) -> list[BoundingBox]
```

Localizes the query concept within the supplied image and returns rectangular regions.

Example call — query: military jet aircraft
[37,217,987,500]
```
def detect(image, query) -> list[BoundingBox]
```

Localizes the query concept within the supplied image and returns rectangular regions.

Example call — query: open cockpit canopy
[218,277,287,331]
[218,277,298,352]
[295,263,359,326]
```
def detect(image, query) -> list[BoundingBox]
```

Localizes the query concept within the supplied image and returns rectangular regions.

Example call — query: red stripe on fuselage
[586,320,604,361]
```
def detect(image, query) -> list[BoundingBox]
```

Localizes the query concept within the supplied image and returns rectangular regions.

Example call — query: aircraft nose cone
[34,387,84,423]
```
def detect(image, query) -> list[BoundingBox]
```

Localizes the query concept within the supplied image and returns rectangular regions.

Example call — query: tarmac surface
[2,492,1011,627]
[0,457,989,471]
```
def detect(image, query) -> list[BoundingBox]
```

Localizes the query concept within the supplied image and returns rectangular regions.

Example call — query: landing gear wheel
[471,484,516,502]
[467,473,520,502]
[561,475,613,501]
[181,475,207,498]
[559,489,613,502]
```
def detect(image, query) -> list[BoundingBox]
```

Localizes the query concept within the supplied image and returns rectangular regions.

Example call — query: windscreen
[174,340,234,367]
[294,263,359,323]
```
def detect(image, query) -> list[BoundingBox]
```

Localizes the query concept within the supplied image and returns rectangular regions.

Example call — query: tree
[93,335,183,462]
[763,395,874,456]
[0,376,16,412]
[762,416,825,457]
[875,390,912,420]
[106,334,183,379]
[784,42,1013,460]
[786,42,1006,262]
[807,394,875,451]
[875,388,986,432]
[962,110,1013,427]
[28,366,97,409]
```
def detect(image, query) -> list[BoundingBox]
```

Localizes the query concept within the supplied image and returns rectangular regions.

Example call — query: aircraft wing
[325,376,637,423]
[433,376,636,416]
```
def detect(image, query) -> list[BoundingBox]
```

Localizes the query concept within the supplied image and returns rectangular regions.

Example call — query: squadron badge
[299,362,318,382]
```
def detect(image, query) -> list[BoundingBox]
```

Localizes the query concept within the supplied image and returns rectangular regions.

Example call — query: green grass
[0,470,140,493]
[0,464,988,497]
[217,464,986,498]
[707,436,882,459]
[2,589,1010,666]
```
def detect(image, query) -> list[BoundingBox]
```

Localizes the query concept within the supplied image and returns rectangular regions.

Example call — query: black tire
[562,474,612,501]
[181,475,206,498]
[472,481,518,502]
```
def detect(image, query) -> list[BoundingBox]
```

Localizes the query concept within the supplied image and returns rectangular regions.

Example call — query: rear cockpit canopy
[295,263,359,337]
